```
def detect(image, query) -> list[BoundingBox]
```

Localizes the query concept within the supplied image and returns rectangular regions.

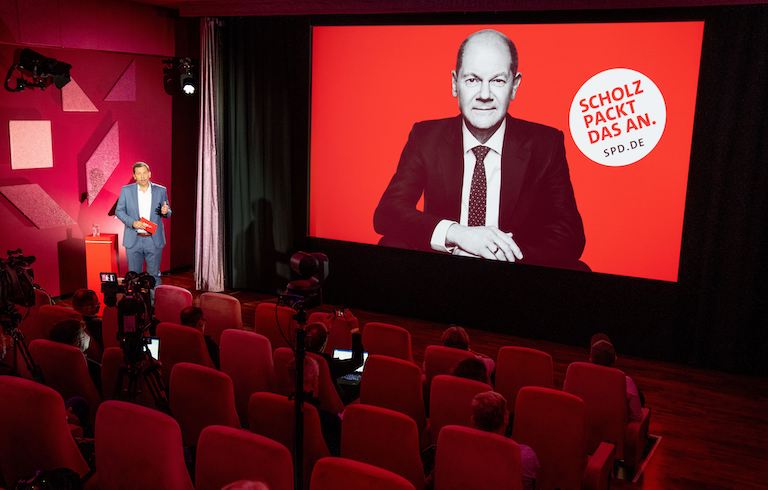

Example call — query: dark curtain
[680,5,768,374]
[221,17,310,291]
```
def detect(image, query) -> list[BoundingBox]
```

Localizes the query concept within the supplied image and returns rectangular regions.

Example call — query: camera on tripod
[100,271,156,363]
[1,248,42,378]
[100,270,156,307]
[277,251,330,311]
[0,248,36,310]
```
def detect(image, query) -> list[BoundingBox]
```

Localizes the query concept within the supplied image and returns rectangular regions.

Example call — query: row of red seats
[0,371,612,490]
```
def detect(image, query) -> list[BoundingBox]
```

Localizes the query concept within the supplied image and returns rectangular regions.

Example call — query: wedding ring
[491,245,499,254]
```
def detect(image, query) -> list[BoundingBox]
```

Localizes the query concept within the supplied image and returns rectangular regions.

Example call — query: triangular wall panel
[85,121,120,205]
[62,78,98,112]
[105,60,136,102]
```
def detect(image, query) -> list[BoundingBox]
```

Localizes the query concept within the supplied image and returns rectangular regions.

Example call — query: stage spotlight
[4,48,71,92]
[178,58,197,95]
[162,57,197,96]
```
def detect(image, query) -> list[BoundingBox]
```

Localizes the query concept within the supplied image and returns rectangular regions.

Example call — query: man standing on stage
[115,162,171,285]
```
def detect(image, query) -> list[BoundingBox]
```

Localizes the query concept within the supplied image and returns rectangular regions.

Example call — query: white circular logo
[569,68,666,167]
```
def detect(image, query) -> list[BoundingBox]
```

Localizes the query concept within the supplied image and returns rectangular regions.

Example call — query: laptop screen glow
[332,349,369,373]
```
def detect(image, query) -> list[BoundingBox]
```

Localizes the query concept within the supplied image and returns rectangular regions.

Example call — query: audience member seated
[49,318,102,433]
[471,391,539,490]
[305,322,364,378]
[72,289,103,352]
[180,306,220,368]
[288,355,342,456]
[589,333,644,422]
[452,357,490,385]
[441,326,495,377]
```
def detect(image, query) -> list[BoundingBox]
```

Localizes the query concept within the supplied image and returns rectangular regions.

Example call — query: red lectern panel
[85,234,118,314]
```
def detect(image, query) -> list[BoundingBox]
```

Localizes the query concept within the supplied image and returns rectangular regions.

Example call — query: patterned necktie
[468,145,491,227]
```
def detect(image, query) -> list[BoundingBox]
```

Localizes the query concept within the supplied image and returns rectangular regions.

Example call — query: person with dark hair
[179,306,219,368]
[441,326,495,377]
[452,357,490,384]
[471,391,539,490]
[374,29,585,268]
[303,321,364,401]
[71,288,103,352]
[588,333,644,422]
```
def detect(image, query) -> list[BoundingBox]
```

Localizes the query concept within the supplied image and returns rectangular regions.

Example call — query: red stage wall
[0,0,175,296]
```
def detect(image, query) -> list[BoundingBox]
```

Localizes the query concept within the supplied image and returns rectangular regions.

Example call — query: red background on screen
[310,22,704,282]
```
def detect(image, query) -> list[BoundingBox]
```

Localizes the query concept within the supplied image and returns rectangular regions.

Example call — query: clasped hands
[446,224,523,262]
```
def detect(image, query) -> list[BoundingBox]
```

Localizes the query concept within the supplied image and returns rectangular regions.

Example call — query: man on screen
[373,29,585,268]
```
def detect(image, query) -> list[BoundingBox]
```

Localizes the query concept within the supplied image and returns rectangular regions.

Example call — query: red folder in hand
[139,218,157,235]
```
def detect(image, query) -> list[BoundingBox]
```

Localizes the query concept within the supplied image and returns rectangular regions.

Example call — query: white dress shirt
[137,183,152,234]
[430,119,506,253]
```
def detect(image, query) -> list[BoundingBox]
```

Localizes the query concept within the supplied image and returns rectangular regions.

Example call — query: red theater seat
[101,305,119,349]
[253,302,297,349]
[100,347,122,400]
[494,346,554,412]
[219,329,274,422]
[434,425,522,490]
[307,310,360,353]
[272,347,344,415]
[428,374,491,445]
[310,457,416,490]
[341,404,425,490]
[169,362,240,447]
[0,376,89,486]
[422,345,475,389]
[362,322,414,361]
[95,400,193,490]
[248,392,330,487]
[157,321,214,386]
[199,292,243,345]
[563,361,650,472]
[21,305,81,342]
[29,339,101,426]
[195,425,293,490]
[360,355,426,434]
[154,284,193,323]
[513,386,614,490]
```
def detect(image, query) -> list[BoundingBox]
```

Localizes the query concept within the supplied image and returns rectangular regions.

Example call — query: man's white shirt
[430,119,506,253]
[137,182,152,235]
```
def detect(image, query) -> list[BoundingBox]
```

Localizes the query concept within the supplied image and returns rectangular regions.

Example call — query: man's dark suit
[373,114,585,268]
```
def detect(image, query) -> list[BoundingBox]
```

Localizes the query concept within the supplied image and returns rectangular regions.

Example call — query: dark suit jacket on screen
[373,115,585,268]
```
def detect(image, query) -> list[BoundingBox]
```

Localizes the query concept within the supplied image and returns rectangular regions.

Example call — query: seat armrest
[583,442,615,490]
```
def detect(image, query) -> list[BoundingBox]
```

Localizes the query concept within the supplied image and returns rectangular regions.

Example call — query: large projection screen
[310,22,704,282]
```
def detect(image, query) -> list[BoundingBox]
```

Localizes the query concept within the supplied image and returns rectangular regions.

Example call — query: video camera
[100,271,156,364]
[0,249,36,308]
[277,251,329,311]
[1,249,37,333]
[100,271,156,308]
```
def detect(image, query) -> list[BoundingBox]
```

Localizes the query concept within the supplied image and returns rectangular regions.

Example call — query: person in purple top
[589,332,644,422]
[471,391,539,490]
